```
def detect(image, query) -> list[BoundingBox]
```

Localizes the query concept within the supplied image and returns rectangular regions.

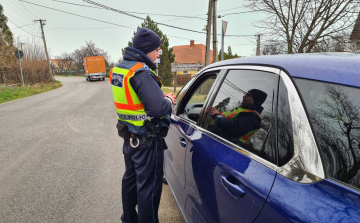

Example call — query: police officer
[110,28,176,223]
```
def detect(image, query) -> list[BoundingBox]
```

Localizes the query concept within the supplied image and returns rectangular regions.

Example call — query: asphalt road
[0,76,184,223]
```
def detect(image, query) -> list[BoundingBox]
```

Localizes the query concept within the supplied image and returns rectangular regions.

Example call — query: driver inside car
[207,89,267,145]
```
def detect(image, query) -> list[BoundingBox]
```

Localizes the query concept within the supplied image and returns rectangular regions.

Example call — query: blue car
[164,53,360,223]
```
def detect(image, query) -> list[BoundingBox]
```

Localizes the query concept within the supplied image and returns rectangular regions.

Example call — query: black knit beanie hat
[248,89,267,106]
[133,28,161,54]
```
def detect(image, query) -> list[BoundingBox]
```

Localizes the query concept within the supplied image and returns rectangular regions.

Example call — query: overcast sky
[3,0,266,62]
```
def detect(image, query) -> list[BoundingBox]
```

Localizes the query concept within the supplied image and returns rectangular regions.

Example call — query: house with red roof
[350,13,360,52]
[172,40,213,76]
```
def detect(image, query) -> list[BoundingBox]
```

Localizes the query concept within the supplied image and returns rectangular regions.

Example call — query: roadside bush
[0,38,53,85]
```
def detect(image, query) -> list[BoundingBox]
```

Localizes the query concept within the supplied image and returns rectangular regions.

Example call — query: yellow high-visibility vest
[212,107,261,143]
[110,62,162,126]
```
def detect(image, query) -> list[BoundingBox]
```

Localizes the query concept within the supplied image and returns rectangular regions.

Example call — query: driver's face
[242,92,254,106]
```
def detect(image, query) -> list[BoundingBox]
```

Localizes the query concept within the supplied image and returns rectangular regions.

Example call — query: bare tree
[262,43,283,55]
[311,32,354,52]
[311,84,360,186]
[71,40,110,71]
[247,0,359,53]
[55,53,74,73]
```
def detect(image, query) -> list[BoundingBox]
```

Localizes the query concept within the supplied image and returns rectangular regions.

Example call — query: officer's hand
[165,94,176,105]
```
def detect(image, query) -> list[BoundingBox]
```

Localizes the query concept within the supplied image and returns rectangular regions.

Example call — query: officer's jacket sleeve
[130,70,172,118]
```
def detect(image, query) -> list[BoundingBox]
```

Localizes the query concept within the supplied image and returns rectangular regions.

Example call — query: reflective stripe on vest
[217,107,261,143]
[240,128,260,143]
[110,62,161,126]
[221,108,260,121]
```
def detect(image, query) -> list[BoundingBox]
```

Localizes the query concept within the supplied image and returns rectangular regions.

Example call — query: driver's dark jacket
[117,47,172,135]
[208,104,263,142]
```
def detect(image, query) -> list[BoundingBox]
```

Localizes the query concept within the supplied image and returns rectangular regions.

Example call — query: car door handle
[179,137,187,147]
[220,173,245,199]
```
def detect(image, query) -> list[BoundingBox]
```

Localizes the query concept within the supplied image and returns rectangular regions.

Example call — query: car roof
[203,53,360,88]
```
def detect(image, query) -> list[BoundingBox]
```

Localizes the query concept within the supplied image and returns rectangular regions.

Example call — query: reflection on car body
[164,53,360,223]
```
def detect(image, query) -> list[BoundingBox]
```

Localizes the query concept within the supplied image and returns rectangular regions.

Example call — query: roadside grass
[0,81,63,104]
[162,88,206,103]
[163,88,180,95]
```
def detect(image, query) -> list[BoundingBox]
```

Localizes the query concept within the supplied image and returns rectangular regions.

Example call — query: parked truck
[83,56,106,81]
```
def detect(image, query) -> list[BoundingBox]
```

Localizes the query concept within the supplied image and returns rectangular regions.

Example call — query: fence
[176,74,192,85]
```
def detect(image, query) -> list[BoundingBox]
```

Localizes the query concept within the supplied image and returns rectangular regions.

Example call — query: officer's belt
[117,113,153,121]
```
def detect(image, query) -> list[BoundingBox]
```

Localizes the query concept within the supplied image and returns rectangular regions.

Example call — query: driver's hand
[209,107,219,116]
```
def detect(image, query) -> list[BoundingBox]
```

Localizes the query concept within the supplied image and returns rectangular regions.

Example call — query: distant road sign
[158,49,163,55]
[155,58,161,64]
[14,50,24,59]
[222,20,228,35]
[171,63,204,72]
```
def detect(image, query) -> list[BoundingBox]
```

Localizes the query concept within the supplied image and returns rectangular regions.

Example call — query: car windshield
[294,78,360,189]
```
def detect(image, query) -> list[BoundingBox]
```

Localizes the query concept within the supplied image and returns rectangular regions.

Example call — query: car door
[164,71,221,216]
[180,67,280,223]
[255,73,360,223]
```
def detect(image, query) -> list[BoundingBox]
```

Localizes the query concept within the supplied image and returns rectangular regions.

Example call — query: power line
[218,6,245,13]
[219,10,261,18]
[4,12,38,34]
[46,26,120,30]
[18,0,258,47]
[1,0,33,22]
[8,23,34,31]
[52,0,206,20]
[16,0,39,19]
[83,0,208,34]
[20,0,136,29]
[83,0,261,37]
[7,19,42,38]
[20,0,263,38]
[3,0,36,20]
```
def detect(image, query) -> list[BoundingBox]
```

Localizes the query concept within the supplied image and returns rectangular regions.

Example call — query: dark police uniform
[110,46,172,223]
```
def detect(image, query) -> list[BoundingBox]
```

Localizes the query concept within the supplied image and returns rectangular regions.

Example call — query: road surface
[0,76,184,223]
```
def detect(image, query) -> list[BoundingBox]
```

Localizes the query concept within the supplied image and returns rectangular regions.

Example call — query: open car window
[177,74,218,124]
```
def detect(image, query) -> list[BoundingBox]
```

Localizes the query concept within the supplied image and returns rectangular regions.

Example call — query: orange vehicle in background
[83,56,106,81]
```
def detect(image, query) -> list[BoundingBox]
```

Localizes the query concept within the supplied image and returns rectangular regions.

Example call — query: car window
[176,75,196,103]
[178,74,217,123]
[277,78,294,166]
[204,69,279,164]
[294,78,360,189]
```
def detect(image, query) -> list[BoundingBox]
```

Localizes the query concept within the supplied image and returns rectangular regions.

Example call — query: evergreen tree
[218,46,239,61]
[0,4,13,46]
[124,16,175,86]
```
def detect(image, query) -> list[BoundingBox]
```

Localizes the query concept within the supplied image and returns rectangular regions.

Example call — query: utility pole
[256,34,261,56]
[205,0,212,66]
[212,0,218,63]
[19,42,25,51]
[34,19,54,80]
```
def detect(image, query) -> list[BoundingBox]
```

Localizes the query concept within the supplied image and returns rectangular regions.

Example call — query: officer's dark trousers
[121,137,164,223]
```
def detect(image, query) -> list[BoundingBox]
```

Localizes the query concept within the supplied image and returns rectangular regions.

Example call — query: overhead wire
[219,10,261,17]
[8,22,34,31]
[82,0,208,34]
[7,19,42,38]
[3,0,36,20]
[1,0,34,22]
[218,6,246,13]
[82,0,261,37]
[16,0,39,19]
[19,0,258,48]
[19,0,136,30]
[52,0,206,20]
[27,3,43,19]
[4,12,38,34]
